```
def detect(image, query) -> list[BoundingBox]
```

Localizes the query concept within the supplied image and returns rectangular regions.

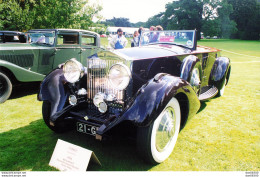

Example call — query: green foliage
[100,17,145,28]
[131,21,146,28]
[0,0,34,31]
[227,0,260,39]
[217,0,237,38]
[164,0,203,31]
[146,12,165,29]
[102,17,132,27]
[202,19,221,37]
[92,24,107,35]
[0,0,102,31]
[146,0,258,40]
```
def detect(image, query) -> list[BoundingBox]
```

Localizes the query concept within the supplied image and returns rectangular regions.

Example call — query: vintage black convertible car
[38,30,231,164]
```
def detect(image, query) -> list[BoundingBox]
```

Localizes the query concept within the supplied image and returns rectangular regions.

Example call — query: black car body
[38,30,231,164]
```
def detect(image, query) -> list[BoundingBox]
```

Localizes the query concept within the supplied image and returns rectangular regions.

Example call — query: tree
[148,0,239,39]
[31,0,102,29]
[131,21,146,28]
[103,17,132,27]
[0,0,102,31]
[146,12,165,29]
[227,0,260,39]
[0,0,34,31]
[202,19,221,37]
[163,0,204,39]
[217,0,237,38]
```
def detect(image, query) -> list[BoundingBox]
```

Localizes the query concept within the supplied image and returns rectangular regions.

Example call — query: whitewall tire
[137,97,181,164]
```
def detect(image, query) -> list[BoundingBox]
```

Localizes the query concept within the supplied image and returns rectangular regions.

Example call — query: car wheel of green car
[0,71,12,103]
[42,101,72,133]
[136,97,181,164]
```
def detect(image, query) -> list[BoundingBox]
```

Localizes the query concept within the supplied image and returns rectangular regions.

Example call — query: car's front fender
[97,73,201,135]
[210,57,231,89]
[38,68,68,119]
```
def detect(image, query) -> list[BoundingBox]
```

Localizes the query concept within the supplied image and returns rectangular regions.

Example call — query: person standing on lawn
[110,28,128,49]
[131,31,139,47]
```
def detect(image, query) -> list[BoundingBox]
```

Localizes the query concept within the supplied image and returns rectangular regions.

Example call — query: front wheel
[216,78,226,97]
[0,71,12,103]
[136,97,181,164]
[42,101,72,133]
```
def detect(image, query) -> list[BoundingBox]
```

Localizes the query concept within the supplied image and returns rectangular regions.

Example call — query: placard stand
[49,139,101,171]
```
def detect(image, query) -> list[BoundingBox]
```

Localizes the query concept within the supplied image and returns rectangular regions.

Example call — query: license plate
[77,122,97,136]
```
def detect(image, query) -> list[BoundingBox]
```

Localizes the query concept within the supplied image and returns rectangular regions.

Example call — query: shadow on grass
[9,82,41,100]
[197,101,207,113]
[197,96,220,113]
[0,119,153,171]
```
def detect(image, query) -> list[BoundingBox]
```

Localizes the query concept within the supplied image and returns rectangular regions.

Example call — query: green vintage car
[0,29,100,103]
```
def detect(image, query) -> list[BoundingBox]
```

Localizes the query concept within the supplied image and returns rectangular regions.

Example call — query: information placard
[49,139,101,171]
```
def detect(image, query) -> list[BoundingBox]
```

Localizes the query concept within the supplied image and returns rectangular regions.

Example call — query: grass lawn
[0,39,259,171]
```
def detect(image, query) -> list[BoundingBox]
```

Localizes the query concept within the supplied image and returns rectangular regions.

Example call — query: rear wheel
[42,101,71,133]
[0,71,12,103]
[137,97,181,164]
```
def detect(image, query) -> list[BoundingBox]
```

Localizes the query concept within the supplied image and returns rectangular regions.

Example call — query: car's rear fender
[97,73,201,136]
[209,57,231,89]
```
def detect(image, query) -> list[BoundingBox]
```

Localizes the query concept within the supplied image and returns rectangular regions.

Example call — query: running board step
[199,86,218,101]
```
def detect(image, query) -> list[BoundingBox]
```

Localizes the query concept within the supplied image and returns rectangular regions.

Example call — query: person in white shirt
[110,28,128,49]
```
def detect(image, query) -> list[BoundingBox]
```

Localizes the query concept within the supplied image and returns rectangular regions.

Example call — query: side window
[3,34,20,43]
[0,34,3,43]
[57,33,79,45]
[82,35,96,46]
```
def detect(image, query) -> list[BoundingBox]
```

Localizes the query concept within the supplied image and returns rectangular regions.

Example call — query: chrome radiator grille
[87,56,125,113]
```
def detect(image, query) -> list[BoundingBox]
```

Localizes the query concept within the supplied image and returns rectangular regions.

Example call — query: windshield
[139,30,196,50]
[27,31,55,46]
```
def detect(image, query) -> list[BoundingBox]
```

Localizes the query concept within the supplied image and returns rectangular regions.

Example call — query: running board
[199,86,218,101]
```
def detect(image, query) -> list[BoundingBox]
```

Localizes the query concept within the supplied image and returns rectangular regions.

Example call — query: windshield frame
[139,30,197,50]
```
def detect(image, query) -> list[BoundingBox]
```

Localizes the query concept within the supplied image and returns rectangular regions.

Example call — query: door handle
[53,48,60,55]
[80,48,86,54]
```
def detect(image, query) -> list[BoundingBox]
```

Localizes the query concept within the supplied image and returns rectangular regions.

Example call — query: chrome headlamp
[93,92,108,113]
[108,63,131,90]
[93,92,106,107]
[63,58,85,83]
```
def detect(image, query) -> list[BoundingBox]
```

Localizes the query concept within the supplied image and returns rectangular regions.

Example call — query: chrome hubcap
[190,68,200,87]
[190,68,200,93]
[156,106,176,152]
